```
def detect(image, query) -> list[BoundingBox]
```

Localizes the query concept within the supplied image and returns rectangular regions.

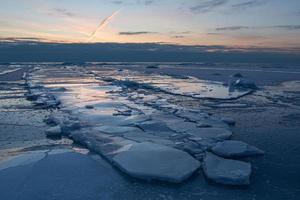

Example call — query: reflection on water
[93,69,251,100]
[28,65,253,130]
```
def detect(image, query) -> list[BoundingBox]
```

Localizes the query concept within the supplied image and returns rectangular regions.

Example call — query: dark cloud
[171,35,185,38]
[190,0,229,13]
[0,37,45,42]
[119,31,157,35]
[111,0,155,6]
[271,25,300,30]
[215,26,250,31]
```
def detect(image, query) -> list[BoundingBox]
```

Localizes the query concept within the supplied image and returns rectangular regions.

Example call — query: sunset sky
[1,0,300,48]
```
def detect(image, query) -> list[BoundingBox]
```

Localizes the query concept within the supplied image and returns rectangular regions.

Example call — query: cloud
[111,0,123,4]
[271,25,300,30]
[215,26,250,31]
[88,10,120,41]
[169,31,192,34]
[215,25,300,31]
[0,37,45,42]
[119,31,157,35]
[110,0,156,6]
[143,0,155,5]
[190,0,229,13]
[49,8,76,17]
[171,35,185,38]
[231,0,268,9]
[189,0,269,14]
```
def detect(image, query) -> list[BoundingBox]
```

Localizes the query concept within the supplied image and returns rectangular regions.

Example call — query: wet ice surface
[21,63,267,184]
[0,65,74,153]
[93,69,252,100]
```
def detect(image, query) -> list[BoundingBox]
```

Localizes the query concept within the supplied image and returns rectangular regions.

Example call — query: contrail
[87,10,120,42]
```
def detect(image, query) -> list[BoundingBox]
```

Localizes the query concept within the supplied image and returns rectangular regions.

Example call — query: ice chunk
[232,79,258,90]
[188,137,218,151]
[25,93,39,101]
[50,87,67,92]
[232,73,243,78]
[112,142,201,183]
[118,115,151,126]
[146,65,159,69]
[96,126,141,134]
[85,105,94,109]
[61,120,81,135]
[123,131,174,146]
[35,97,60,108]
[44,115,61,125]
[178,141,204,155]
[210,103,248,108]
[221,117,236,126]
[95,125,142,135]
[187,128,232,140]
[167,121,199,133]
[137,120,173,132]
[45,126,62,137]
[70,129,137,158]
[211,140,264,158]
[203,152,251,185]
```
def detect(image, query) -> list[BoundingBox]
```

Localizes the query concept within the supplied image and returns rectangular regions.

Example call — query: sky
[0,0,300,49]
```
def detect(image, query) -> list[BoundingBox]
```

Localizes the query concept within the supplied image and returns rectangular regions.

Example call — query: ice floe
[203,152,251,185]
[112,142,201,183]
[45,126,62,137]
[211,140,264,158]
[187,127,232,140]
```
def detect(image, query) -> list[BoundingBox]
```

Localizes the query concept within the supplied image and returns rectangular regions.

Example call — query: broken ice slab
[203,152,251,186]
[174,109,210,122]
[123,131,174,146]
[45,126,62,137]
[211,140,264,158]
[70,128,137,158]
[208,103,249,108]
[173,109,230,129]
[112,142,201,183]
[95,125,142,135]
[221,117,236,126]
[117,114,151,126]
[186,128,232,140]
[137,120,173,132]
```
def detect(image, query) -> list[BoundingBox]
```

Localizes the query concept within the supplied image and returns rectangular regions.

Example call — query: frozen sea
[0,62,300,200]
